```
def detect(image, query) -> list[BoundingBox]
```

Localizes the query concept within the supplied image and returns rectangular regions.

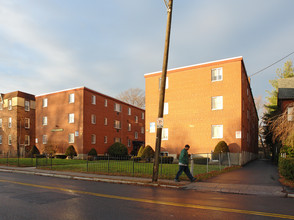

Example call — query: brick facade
[144,57,258,155]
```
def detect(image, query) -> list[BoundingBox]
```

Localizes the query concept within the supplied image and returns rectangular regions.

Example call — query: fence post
[160,156,163,176]
[219,153,221,171]
[107,155,110,173]
[51,155,52,169]
[132,156,135,177]
[228,152,231,167]
[207,153,209,173]
[190,154,194,176]
[6,152,8,166]
[36,156,38,168]
[87,157,89,172]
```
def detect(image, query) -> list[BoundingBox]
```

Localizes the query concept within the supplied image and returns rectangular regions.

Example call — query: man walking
[175,144,196,182]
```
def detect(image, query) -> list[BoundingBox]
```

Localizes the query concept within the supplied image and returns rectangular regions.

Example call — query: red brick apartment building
[0,91,36,156]
[145,57,258,157]
[35,87,145,158]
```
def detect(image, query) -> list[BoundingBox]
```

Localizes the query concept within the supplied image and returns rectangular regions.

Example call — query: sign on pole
[157,118,164,128]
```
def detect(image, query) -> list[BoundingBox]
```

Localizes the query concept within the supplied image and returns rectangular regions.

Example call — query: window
[69,133,75,143]
[141,127,144,134]
[141,112,144,119]
[92,95,96,105]
[104,117,108,125]
[25,135,30,146]
[25,118,30,129]
[104,99,108,107]
[69,93,75,103]
[42,135,48,144]
[114,137,121,143]
[0,135,2,144]
[135,132,138,139]
[114,120,121,129]
[128,123,131,131]
[8,100,12,110]
[8,135,12,145]
[69,113,74,123]
[8,117,12,128]
[91,134,96,144]
[42,116,48,126]
[114,103,121,112]
[128,139,131,147]
[43,98,48,107]
[91,114,96,124]
[128,108,131,115]
[135,116,138,123]
[159,77,169,89]
[0,118,2,128]
[164,103,169,115]
[150,122,155,133]
[104,136,108,144]
[211,125,223,139]
[211,96,223,110]
[25,101,30,111]
[211,68,223,82]
[162,128,168,140]
[0,102,3,110]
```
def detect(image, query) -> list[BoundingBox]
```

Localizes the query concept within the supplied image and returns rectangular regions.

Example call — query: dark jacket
[179,148,189,165]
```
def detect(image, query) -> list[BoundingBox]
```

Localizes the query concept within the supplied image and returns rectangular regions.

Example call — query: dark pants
[175,165,194,181]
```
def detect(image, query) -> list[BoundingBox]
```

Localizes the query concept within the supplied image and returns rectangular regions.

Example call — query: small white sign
[236,131,242,139]
[35,138,38,143]
[157,118,164,128]
[75,131,79,137]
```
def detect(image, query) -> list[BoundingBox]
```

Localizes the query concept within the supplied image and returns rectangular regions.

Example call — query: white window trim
[8,117,12,128]
[141,112,144,120]
[211,96,223,110]
[92,95,96,105]
[8,135,12,145]
[43,116,48,126]
[211,67,223,82]
[135,132,138,139]
[0,135,2,144]
[0,118,2,128]
[69,93,75,103]
[128,123,131,131]
[135,116,138,123]
[164,103,169,115]
[69,133,75,143]
[42,135,48,144]
[162,128,168,140]
[69,113,75,124]
[91,134,96,144]
[211,125,223,139]
[104,99,108,107]
[104,136,107,144]
[25,135,30,146]
[114,120,121,129]
[128,108,131,115]
[43,98,48,108]
[25,101,30,111]
[159,77,169,90]
[150,122,155,133]
[104,117,108,126]
[91,114,96,124]
[25,118,30,129]
[8,100,12,110]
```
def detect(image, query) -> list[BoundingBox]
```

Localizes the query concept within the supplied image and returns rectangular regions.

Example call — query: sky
[0,0,294,109]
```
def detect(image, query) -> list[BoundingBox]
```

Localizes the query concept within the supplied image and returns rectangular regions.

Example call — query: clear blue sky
[0,0,293,106]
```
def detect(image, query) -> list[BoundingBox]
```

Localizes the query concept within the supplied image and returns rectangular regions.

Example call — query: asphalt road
[0,172,294,220]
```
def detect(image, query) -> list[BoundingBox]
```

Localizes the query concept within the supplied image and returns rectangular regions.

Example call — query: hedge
[193,157,210,164]
[160,156,174,164]
[279,158,294,181]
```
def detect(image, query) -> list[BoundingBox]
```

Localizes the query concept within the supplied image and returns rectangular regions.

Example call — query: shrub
[55,155,67,159]
[88,148,98,157]
[65,145,77,159]
[280,145,294,158]
[279,158,294,181]
[141,145,154,161]
[107,143,128,157]
[213,141,229,160]
[29,145,40,157]
[193,157,210,164]
[137,145,145,158]
[161,156,174,164]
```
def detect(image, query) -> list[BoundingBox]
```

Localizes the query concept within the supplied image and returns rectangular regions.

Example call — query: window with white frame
[25,135,30,146]
[211,125,223,138]
[104,117,108,125]
[69,133,75,143]
[141,112,144,119]
[104,99,108,107]
[164,103,169,115]
[211,68,223,82]
[91,134,96,144]
[128,123,131,131]
[0,118,2,128]
[8,100,12,110]
[135,132,138,139]
[114,137,121,143]
[141,127,144,134]
[43,98,48,108]
[162,128,168,140]
[25,118,30,129]
[114,120,121,129]
[69,93,75,103]
[0,135,2,144]
[211,96,223,110]
[135,116,138,123]
[25,100,30,111]
[42,116,48,126]
[150,122,155,133]
[104,136,107,144]
[91,114,96,124]
[91,95,96,105]
[114,103,121,112]
[128,108,131,115]
[8,117,12,128]
[42,135,48,144]
[69,113,74,123]
[8,135,12,145]
[159,77,169,89]
[128,139,131,147]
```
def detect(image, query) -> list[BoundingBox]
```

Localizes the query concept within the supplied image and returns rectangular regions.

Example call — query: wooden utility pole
[152,0,173,182]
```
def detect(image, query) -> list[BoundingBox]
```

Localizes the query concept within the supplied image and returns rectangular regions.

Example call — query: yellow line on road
[1,179,293,219]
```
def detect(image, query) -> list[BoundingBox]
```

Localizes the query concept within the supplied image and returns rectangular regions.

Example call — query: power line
[249,51,294,77]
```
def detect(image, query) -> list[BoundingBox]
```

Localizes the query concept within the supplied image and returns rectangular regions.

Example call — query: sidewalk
[0,160,293,198]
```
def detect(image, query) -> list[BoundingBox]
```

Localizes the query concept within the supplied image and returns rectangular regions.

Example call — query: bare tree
[117,88,145,108]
